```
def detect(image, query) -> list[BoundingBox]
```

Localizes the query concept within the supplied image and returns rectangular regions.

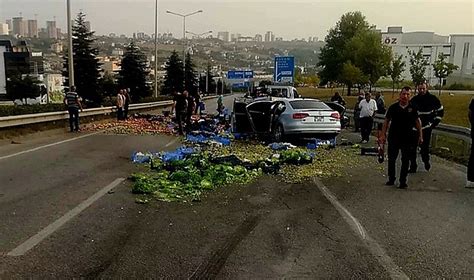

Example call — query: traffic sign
[274,56,295,84]
[227,70,254,80]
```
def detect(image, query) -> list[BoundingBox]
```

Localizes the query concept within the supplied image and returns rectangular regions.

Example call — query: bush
[0,103,67,117]
[138,95,173,103]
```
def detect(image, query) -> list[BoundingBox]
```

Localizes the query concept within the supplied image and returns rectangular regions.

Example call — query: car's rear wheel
[272,124,284,142]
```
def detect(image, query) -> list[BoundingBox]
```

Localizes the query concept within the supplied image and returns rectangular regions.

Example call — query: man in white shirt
[358,92,378,143]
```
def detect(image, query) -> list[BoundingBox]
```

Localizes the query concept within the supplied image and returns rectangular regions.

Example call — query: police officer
[380,86,423,189]
[409,82,444,172]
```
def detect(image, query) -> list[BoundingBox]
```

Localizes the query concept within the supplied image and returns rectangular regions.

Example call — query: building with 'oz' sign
[381,26,474,86]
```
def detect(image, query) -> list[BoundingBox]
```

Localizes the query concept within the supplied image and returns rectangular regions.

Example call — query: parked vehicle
[265,85,300,99]
[232,97,341,142]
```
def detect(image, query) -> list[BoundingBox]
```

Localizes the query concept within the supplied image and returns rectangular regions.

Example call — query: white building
[382,27,474,86]
[0,23,9,35]
[217,31,229,42]
[448,34,474,84]
[381,27,451,86]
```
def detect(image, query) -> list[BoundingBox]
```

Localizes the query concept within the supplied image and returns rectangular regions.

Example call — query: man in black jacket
[409,82,444,172]
[380,86,423,189]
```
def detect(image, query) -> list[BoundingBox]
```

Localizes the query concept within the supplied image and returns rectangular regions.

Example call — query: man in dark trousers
[172,89,187,135]
[358,92,378,143]
[184,90,195,130]
[380,86,423,189]
[409,82,444,172]
[123,88,131,119]
[63,86,83,132]
[467,98,474,188]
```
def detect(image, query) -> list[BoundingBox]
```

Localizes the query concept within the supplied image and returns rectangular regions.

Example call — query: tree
[318,11,371,89]
[339,62,366,95]
[199,66,217,94]
[432,53,459,95]
[387,54,406,94]
[63,12,102,105]
[118,42,151,102]
[408,49,429,86]
[184,53,198,95]
[345,31,392,91]
[318,11,389,94]
[5,75,41,104]
[162,51,184,95]
[100,72,117,98]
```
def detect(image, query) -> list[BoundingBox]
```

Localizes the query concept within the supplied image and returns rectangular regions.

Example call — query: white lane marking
[7,178,125,257]
[313,178,409,280]
[164,137,179,148]
[0,132,101,161]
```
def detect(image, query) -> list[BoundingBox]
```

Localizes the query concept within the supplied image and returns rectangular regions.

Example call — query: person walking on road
[194,91,202,115]
[358,92,378,143]
[184,90,195,130]
[375,91,386,115]
[217,94,224,114]
[123,88,131,120]
[467,98,474,188]
[172,89,187,135]
[116,89,125,121]
[64,86,83,132]
[380,86,423,189]
[409,82,444,172]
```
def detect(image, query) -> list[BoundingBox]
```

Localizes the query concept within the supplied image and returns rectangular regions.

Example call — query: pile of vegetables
[128,139,362,203]
[130,152,262,202]
[84,118,176,135]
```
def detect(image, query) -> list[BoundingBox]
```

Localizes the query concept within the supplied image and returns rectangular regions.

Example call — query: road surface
[0,94,472,279]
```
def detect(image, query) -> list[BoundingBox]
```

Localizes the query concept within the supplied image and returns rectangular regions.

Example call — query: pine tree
[184,52,198,95]
[5,74,41,104]
[162,51,184,95]
[118,42,151,102]
[63,12,102,105]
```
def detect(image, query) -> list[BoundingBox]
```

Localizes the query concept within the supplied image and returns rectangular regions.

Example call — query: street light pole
[183,16,186,71]
[166,9,203,89]
[154,0,158,97]
[66,0,74,88]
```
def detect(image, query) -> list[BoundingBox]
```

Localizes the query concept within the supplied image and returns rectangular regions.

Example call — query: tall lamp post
[154,0,159,97]
[66,0,74,88]
[186,30,212,94]
[165,9,203,81]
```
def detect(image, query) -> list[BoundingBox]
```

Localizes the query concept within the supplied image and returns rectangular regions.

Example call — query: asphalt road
[0,94,473,279]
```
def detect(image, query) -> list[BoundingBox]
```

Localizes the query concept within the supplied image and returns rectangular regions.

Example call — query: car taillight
[331,112,340,119]
[292,113,309,119]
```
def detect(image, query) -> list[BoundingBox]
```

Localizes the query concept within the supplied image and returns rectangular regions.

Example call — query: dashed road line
[313,178,409,280]
[0,132,101,161]
[7,178,125,257]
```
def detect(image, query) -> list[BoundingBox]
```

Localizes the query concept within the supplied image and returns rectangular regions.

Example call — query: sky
[1,0,473,40]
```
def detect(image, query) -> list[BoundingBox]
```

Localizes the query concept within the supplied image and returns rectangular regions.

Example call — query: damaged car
[232,97,342,142]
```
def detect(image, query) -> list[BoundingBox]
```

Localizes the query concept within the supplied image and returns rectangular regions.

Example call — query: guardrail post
[431,133,438,150]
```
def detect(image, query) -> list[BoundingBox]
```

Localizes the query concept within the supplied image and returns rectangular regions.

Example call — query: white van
[266,85,300,99]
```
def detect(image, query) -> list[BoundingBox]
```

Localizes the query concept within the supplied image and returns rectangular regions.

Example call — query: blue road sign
[227,70,254,80]
[274,56,295,84]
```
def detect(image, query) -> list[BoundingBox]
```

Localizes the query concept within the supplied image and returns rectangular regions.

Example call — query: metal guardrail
[0,96,219,129]
[346,109,472,145]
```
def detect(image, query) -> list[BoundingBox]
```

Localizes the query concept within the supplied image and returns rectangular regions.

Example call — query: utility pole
[154,0,158,97]
[66,0,74,87]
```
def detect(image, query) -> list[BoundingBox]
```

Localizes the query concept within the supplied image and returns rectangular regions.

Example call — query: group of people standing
[171,89,203,135]
[116,88,131,121]
[380,82,446,189]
